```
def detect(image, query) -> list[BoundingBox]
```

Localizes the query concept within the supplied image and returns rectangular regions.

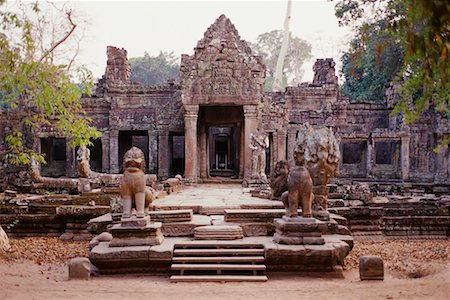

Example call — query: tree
[272,0,292,92]
[341,20,405,102]
[251,30,312,91]
[0,1,101,166]
[129,51,180,85]
[334,0,449,123]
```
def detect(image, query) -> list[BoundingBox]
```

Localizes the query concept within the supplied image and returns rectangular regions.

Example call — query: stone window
[375,141,399,165]
[40,137,66,177]
[342,141,364,164]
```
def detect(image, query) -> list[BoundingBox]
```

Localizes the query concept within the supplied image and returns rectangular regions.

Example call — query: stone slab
[161,215,212,237]
[148,209,193,223]
[194,225,244,240]
[120,215,150,227]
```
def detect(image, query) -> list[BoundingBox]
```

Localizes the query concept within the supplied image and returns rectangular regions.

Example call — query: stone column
[277,129,287,162]
[184,104,199,181]
[401,135,410,180]
[110,130,119,173]
[243,105,258,180]
[287,126,297,166]
[239,123,244,178]
[366,138,373,178]
[101,133,110,173]
[158,129,169,179]
[200,124,208,179]
[66,142,76,177]
[148,130,158,173]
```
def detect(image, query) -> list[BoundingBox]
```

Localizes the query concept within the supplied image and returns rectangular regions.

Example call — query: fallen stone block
[68,257,91,280]
[359,255,384,280]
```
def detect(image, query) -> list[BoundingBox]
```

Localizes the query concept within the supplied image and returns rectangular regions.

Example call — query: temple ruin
[2,14,444,187]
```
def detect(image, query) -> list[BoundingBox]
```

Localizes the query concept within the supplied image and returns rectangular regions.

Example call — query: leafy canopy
[129,51,179,85]
[0,1,101,165]
[341,20,404,102]
[335,0,449,123]
[250,30,312,91]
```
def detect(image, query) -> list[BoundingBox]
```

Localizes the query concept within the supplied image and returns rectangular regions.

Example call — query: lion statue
[270,160,289,198]
[272,160,314,218]
[121,146,154,219]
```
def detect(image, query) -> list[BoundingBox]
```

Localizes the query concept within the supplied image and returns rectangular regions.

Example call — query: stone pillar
[148,130,158,174]
[110,130,119,173]
[272,131,278,173]
[184,104,199,181]
[277,129,287,162]
[101,133,110,173]
[66,142,76,177]
[287,126,297,166]
[243,105,258,180]
[158,130,169,179]
[239,123,244,178]
[366,138,373,178]
[200,124,208,179]
[401,136,410,180]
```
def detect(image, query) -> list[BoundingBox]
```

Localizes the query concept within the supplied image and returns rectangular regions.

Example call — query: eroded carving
[249,129,269,182]
[295,123,340,210]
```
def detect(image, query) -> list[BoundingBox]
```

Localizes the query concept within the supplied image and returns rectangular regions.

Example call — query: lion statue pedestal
[109,147,163,247]
[273,216,326,245]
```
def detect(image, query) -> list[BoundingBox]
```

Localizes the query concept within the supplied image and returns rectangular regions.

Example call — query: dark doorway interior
[170,133,185,176]
[209,126,237,177]
[40,137,66,177]
[88,139,102,172]
[119,130,149,171]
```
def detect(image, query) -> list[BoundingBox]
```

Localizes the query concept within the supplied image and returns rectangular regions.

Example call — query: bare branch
[39,9,76,63]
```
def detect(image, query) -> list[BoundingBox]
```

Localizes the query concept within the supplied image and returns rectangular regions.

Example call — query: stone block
[194,225,243,240]
[359,255,384,280]
[161,214,211,236]
[68,257,91,280]
[273,217,325,245]
[109,221,164,247]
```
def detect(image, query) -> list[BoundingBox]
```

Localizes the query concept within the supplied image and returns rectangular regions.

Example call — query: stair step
[174,242,264,249]
[172,256,265,263]
[172,264,266,271]
[173,248,264,256]
[170,275,268,282]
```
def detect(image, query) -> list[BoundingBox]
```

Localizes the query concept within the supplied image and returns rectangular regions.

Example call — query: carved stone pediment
[181,15,265,105]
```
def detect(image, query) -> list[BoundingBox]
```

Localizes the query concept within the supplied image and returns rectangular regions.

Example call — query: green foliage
[0,2,101,166]
[129,51,179,85]
[334,0,449,122]
[250,30,312,91]
[341,20,404,102]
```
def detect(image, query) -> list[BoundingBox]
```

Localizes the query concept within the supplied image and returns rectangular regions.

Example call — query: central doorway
[209,127,236,177]
[198,106,243,179]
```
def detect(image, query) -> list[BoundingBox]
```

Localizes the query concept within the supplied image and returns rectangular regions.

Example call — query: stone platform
[89,235,353,274]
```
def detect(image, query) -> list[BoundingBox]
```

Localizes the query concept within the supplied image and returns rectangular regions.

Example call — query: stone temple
[0,14,449,282]
[1,14,449,186]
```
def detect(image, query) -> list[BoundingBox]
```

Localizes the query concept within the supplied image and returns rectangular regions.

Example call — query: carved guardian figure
[296,123,340,210]
[121,147,153,218]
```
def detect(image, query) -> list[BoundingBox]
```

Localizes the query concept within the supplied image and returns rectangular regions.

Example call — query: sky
[7,0,353,82]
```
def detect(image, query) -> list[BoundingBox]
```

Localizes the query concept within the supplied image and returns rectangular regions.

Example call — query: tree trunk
[273,0,292,92]
[0,225,11,252]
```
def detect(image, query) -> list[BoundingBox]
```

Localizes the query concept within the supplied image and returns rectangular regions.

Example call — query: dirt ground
[1,238,449,300]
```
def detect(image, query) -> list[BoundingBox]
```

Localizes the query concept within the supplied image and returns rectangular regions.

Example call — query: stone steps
[170,275,268,282]
[170,242,267,282]
[172,256,265,263]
